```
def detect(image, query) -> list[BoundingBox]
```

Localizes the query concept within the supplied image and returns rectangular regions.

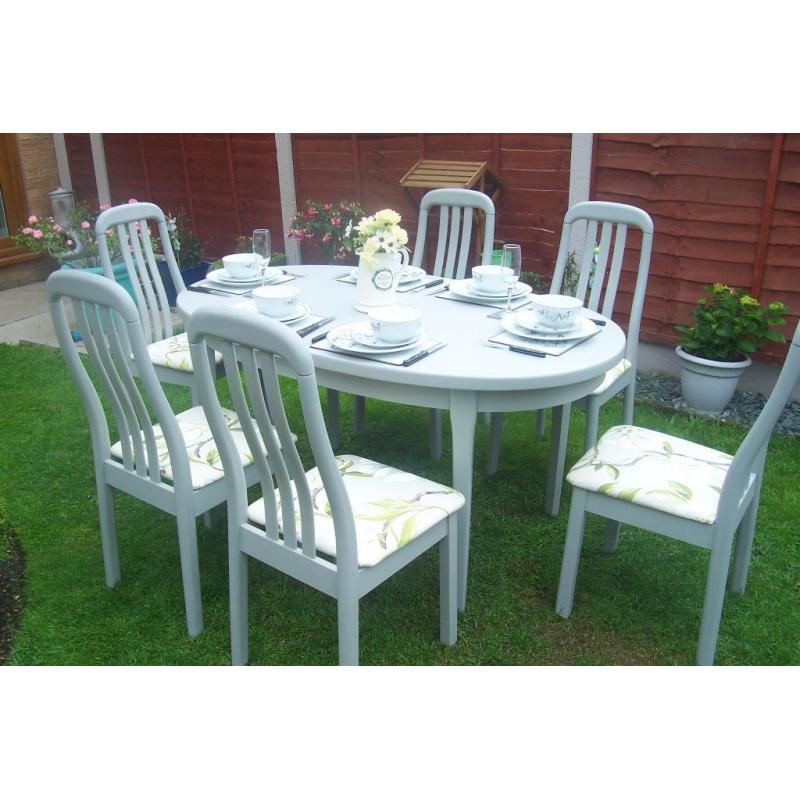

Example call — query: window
[0,134,31,264]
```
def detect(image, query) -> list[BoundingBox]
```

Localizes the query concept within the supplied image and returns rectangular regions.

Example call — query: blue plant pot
[158,261,211,307]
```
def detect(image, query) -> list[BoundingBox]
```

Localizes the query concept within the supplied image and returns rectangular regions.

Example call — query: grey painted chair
[187,305,464,665]
[487,201,654,517]
[47,270,260,637]
[556,320,800,665]
[96,202,219,401]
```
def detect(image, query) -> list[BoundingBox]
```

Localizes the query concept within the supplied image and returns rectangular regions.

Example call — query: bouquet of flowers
[287,200,365,263]
[353,208,409,266]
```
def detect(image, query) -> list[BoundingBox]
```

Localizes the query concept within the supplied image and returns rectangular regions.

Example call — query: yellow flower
[375,209,401,226]
[390,224,408,245]
[740,294,759,307]
[357,216,376,236]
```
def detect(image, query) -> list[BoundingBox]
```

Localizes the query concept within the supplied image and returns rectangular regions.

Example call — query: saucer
[327,321,423,354]
[207,268,278,286]
[351,327,422,350]
[449,279,532,302]
[502,313,596,341]
[277,303,310,323]
[515,311,584,336]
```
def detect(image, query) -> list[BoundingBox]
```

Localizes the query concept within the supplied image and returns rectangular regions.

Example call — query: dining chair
[95,201,221,403]
[486,201,654,517]
[187,305,464,665]
[555,319,800,665]
[345,189,497,460]
[47,269,261,637]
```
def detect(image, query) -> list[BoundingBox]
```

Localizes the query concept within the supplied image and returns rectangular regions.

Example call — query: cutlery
[590,318,607,326]
[188,285,239,297]
[297,316,334,338]
[311,328,334,343]
[425,285,450,296]
[508,344,547,358]
[333,271,351,279]
[282,269,304,278]
[410,278,444,293]
[402,342,446,366]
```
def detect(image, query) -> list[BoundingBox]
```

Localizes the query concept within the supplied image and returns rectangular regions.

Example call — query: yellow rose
[390,224,408,245]
[375,209,401,227]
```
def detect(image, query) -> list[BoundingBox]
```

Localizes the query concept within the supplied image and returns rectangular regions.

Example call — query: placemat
[311,323,444,366]
[488,325,600,356]
[192,273,296,295]
[436,289,533,311]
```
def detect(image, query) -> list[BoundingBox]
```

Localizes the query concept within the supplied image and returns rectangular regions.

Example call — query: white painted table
[177,265,626,610]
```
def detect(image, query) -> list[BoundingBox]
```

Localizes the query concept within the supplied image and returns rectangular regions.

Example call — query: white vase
[676,346,752,413]
[354,251,403,312]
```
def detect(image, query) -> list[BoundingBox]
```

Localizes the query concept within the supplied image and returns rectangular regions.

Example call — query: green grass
[1,341,798,665]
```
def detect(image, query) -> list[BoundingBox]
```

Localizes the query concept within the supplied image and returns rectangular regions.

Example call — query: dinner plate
[277,303,311,324]
[502,313,596,341]
[207,268,281,286]
[514,311,585,336]
[351,327,422,350]
[347,266,426,285]
[449,279,532,301]
[327,321,423,354]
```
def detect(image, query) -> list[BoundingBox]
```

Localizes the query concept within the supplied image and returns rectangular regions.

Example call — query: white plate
[327,321,423,354]
[351,327,422,350]
[501,313,597,341]
[207,268,280,286]
[278,303,311,323]
[515,311,585,336]
[449,279,532,302]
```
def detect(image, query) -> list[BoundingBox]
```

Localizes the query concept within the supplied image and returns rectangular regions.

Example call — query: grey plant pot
[676,345,752,413]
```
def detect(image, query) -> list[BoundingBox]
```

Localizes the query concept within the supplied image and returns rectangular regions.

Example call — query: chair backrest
[46,269,192,491]
[186,306,359,573]
[96,202,184,345]
[719,321,800,522]
[550,201,654,363]
[411,188,496,279]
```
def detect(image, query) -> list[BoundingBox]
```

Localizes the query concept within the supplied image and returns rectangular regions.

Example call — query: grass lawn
[1,341,798,665]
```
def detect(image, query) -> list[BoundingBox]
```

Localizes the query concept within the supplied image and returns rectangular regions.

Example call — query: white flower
[357,216,376,236]
[375,209,401,226]
[373,231,396,252]
[390,224,408,245]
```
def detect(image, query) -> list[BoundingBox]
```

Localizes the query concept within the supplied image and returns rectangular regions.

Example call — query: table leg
[545,402,572,517]
[450,390,478,612]
[327,389,340,449]
[353,395,366,436]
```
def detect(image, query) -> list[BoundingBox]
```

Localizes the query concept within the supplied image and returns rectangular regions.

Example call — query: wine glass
[501,243,522,316]
[253,229,271,286]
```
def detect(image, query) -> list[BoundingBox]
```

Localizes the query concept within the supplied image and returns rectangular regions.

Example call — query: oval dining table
[177,264,626,611]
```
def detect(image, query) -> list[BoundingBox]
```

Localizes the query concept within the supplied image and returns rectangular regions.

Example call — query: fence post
[275,133,301,265]
[89,133,111,207]
[568,133,593,260]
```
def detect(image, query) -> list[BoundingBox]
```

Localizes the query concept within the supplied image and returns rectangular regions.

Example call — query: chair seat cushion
[147,332,223,373]
[247,454,465,567]
[110,406,258,489]
[591,358,632,395]
[567,425,735,524]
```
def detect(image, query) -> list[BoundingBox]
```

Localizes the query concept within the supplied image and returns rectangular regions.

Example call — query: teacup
[252,284,301,318]
[368,305,422,344]
[472,265,512,293]
[222,253,260,279]
[529,294,583,330]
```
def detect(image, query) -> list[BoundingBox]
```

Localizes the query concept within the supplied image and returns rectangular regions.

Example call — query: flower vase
[354,251,403,312]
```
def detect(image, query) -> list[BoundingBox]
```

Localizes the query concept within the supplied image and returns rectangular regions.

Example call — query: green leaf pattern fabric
[147,332,223,373]
[567,425,734,524]
[590,358,632,396]
[111,406,258,489]
[247,455,465,567]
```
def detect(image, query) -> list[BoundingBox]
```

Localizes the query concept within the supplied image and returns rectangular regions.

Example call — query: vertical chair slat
[128,221,163,342]
[575,220,598,303]
[140,220,173,338]
[256,351,317,558]
[99,305,162,484]
[602,224,628,319]
[434,207,449,276]
[116,224,154,343]
[587,222,613,311]
[455,208,474,278]
[444,206,461,278]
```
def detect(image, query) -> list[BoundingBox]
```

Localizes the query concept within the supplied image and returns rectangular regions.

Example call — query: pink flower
[331,217,341,226]
[32,230,44,239]
[81,221,91,229]
[323,203,333,211]
[53,224,62,232]
[322,233,332,242]
[22,227,33,235]
[100,204,111,210]
[128,198,138,204]
[307,207,318,217]
[66,239,73,246]
[28,215,38,224]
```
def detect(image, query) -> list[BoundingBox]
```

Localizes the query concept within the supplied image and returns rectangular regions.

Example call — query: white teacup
[252,284,301,318]
[368,305,422,344]
[472,265,512,293]
[529,294,583,330]
[222,253,259,279]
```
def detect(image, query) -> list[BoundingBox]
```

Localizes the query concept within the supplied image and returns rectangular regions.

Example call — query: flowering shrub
[164,210,204,269]
[676,283,790,362]
[13,202,120,267]
[287,200,364,263]
[353,208,409,266]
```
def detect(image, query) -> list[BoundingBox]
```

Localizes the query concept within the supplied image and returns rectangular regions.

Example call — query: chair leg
[229,544,249,666]
[486,413,503,476]
[429,408,443,460]
[337,591,359,666]
[440,515,458,646]
[555,488,588,618]
[176,507,204,638]
[600,518,622,553]
[584,398,600,451]
[730,496,760,596]
[534,409,547,439]
[545,402,572,516]
[353,395,366,436]
[622,378,635,425]
[327,389,340,449]
[96,478,121,587]
[697,531,736,666]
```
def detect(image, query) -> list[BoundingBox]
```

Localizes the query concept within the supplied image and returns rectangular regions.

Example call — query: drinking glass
[253,229,271,286]
[501,244,522,315]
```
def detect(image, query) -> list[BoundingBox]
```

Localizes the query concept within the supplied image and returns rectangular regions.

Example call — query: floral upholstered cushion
[567,425,736,524]
[110,406,259,489]
[591,358,632,395]
[147,333,223,373]
[247,455,465,567]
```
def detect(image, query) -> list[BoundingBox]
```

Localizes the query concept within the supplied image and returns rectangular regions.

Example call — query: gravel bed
[635,372,800,437]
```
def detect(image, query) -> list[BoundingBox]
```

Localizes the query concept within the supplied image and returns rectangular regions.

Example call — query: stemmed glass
[501,243,522,316]
[253,228,271,286]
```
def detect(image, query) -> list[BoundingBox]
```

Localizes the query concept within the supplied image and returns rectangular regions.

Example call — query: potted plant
[675,283,790,412]
[155,210,212,306]
[287,200,365,264]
